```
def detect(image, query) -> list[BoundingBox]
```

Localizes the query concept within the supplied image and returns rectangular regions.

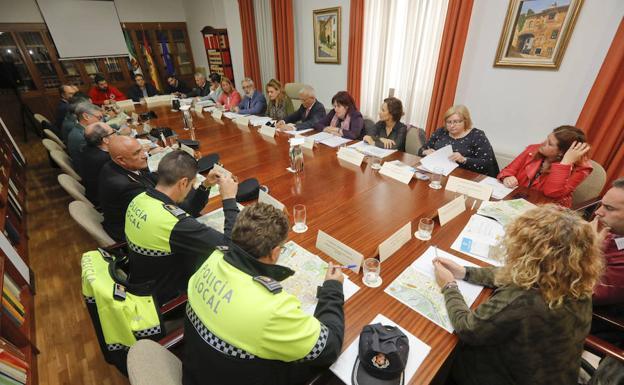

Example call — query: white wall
[455,0,624,157]
[0,0,43,23]
[114,0,186,22]
[293,0,350,106]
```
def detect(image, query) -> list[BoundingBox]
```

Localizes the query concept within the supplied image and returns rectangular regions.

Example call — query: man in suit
[276,85,326,131]
[98,135,209,242]
[127,74,159,102]
[79,122,115,206]
[54,84,78,134]
[68,103,103,170]
[61,93,90,143]
[187,72,211,98]
[165,74,191,96]
[233,77,266,115]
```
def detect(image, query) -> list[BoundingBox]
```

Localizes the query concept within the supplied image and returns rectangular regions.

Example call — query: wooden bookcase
[0,121,36,385]
[201,26,234,83]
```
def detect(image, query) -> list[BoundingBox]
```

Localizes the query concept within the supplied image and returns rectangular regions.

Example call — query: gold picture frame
[494,0,583,69]
[313,7,341,64]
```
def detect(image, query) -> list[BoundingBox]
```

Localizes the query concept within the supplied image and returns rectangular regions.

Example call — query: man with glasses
[276,85,326,131]
[232,77,266,115]
[79,122,117,206]
[68,103,104,170]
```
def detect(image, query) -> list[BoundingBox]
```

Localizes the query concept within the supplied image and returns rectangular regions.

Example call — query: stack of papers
[348,141,397,158]
[307,132,335,142]
[223,112,247,120]
[451,214,506,266]
[330,314,431,385]
[247,116,273,126]
[321,136,352,148]
[418,145,459,176]
[385,246,483,333]
[477,199,535,227]
[479,176,516,200]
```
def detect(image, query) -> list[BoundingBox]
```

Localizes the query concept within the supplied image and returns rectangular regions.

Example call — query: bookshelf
[0,118,36,385]
[201,26,234,83]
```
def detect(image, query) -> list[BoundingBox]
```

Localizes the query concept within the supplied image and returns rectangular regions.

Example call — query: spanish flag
[142,32,162,92]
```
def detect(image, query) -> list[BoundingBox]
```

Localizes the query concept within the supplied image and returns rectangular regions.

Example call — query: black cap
[197,153,220,173]
[351,323,409,385]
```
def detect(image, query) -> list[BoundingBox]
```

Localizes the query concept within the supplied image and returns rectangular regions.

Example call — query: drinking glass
[416,218,434,241]
[362,258,381,287]
[429,167,443,189]
[370,157,382,170]
[292,204,308,233]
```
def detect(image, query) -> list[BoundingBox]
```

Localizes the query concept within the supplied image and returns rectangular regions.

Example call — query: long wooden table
[142,105,551,384]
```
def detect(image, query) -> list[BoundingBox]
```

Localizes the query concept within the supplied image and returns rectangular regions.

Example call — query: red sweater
[88,86,127,106]
[497,144,592,207]
[218,90,241,111]
[594,233,624,306]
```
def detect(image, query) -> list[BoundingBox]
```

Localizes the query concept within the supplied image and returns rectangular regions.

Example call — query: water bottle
[289,144,304,172]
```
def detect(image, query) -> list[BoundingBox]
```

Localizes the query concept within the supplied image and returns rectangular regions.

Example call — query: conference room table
[138,103,551,385]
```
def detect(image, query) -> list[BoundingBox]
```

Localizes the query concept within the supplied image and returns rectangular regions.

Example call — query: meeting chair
[127,340,182,385]
[50,150,81,181]
[43,128,66,150]
[404,125,426,156]
[284,82,305,110]
[572,160,607,207]
[58,174,92,207]
[68,200,114,247]
[581,311,624,383]
[363,118,375,138]
[42,138,63,153]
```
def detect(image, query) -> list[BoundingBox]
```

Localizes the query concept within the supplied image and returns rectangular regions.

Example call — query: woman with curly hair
[432,205,604,385]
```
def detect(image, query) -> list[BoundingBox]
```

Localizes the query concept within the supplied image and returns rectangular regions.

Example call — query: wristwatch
[442,281,458,291]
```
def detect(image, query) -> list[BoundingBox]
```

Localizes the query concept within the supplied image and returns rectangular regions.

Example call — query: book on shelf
[0,339,25,361]
[0,360,26,384]
[0,349,28,371]
[1,301,24,327]
[2,276,19,301]
[2,288,24,316]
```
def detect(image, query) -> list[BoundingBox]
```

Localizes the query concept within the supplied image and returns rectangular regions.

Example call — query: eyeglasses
[445,119,464,126]
[102,130,117,138]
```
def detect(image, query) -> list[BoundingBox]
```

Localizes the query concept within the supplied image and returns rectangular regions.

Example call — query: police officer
[124,150,239,304]
[183,203,345,385]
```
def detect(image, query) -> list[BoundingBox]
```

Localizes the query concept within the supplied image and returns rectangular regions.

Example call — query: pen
[324,264,357,270]
[434,246,439,259]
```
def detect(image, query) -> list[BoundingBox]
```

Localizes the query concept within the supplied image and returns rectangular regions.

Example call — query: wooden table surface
[142,105,551,384]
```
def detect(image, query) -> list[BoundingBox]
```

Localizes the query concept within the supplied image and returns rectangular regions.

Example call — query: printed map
[196,203,244,233]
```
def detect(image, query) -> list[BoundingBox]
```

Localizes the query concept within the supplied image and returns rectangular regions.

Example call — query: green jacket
[444,267,592,385]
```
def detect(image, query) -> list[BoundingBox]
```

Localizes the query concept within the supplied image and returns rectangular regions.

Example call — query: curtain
[360,0,449,127]
[270,0,295,83]
[238,0,262,86]
[577,18,624,189]
[425,0,474,136]
[347,0,365,107]
[254,0,276,86]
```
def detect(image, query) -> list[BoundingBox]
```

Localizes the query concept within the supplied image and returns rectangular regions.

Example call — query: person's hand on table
[363,135,375,145]
[433,261,456,288]
[448,152,466,164]
[502,176,518,188]
[324,262,344,284]
[379,138,396,149]
[232,106,240,113]
[323,126,340,135]
[422,148,435,156]
[433,257,466,280]
[275,120,286,130]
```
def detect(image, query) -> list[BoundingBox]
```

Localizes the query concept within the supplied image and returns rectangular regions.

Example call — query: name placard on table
[379,162,414,184]
[212,109,223,120]
[378,222,412,262]
[316,230,363,273]
[258,189,285,211]
[259,125,276,138]
[438,195,466,226]
[445,176,493,201]
[235,116,250,126]
[337,147,365,167]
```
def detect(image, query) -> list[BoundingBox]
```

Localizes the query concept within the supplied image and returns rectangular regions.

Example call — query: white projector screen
[36,0,128,59]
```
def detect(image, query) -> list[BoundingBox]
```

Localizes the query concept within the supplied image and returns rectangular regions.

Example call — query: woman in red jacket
[216,77,241,111]
[497,125,592,207]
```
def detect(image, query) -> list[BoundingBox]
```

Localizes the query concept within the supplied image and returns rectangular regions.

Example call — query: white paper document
[248,116,274,126]
[278,241,360,315]
[479,176,517,200]
[147,147,174,172]
[477,199,535,227]
[320,136,351,148]
[419,145,459,176]
[196,203,245,234]
[223,112,247,120]
[330,314,431,385]
[348,141,397,158]
[451,214,506,266]
[284,128,314,135]
[385,246,483,333]
[307,132,334,143]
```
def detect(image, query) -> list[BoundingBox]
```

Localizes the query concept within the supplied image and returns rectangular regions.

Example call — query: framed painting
[494,0,583,69]
[313,7,341,64]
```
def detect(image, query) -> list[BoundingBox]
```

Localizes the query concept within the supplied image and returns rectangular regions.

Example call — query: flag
[159,32,175,76]
[123,30,142,75]
[142,31,162,92]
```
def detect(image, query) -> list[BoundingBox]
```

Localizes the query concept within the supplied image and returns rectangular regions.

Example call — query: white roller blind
[36,0,128,59]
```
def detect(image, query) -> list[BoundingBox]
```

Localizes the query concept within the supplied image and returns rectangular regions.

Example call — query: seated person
[62,92,90,143]
[363,97,407,151]
[54,84,78,135]
[79,122,115,206]
[99,135,208,242]
[187,72,211,98]
[183,203,345,385]
[216,77,241,111]
[314,91,364,140]
[205,72,223,102]
[419,105,499,177]
[498,125,592,207]
[276,85,325,131]
[88,74,127,106]
[127,74,159,102]
[125,150,239,304]
[433,204,602,385]
[233,77,266,115]
[165,74,191,96]
[68,103,103,170]
[265,78,294,121]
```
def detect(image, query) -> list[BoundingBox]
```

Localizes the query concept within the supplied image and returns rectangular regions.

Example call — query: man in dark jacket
[79,122,115,206]
[183,203,345,385]
[54,84,78,134]
[98,135,208,242]
[165,74,191,96]
[127,74,159,102]
[276,85,326,131]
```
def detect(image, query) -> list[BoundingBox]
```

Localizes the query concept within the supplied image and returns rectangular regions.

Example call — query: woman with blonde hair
[418,105,498,176]
[216,77,241,111]
[265,79,294,120]
[433,204,603,385]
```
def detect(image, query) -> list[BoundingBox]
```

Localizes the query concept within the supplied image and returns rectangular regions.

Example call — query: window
[551,30,559,39]
[0,32,36,91]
